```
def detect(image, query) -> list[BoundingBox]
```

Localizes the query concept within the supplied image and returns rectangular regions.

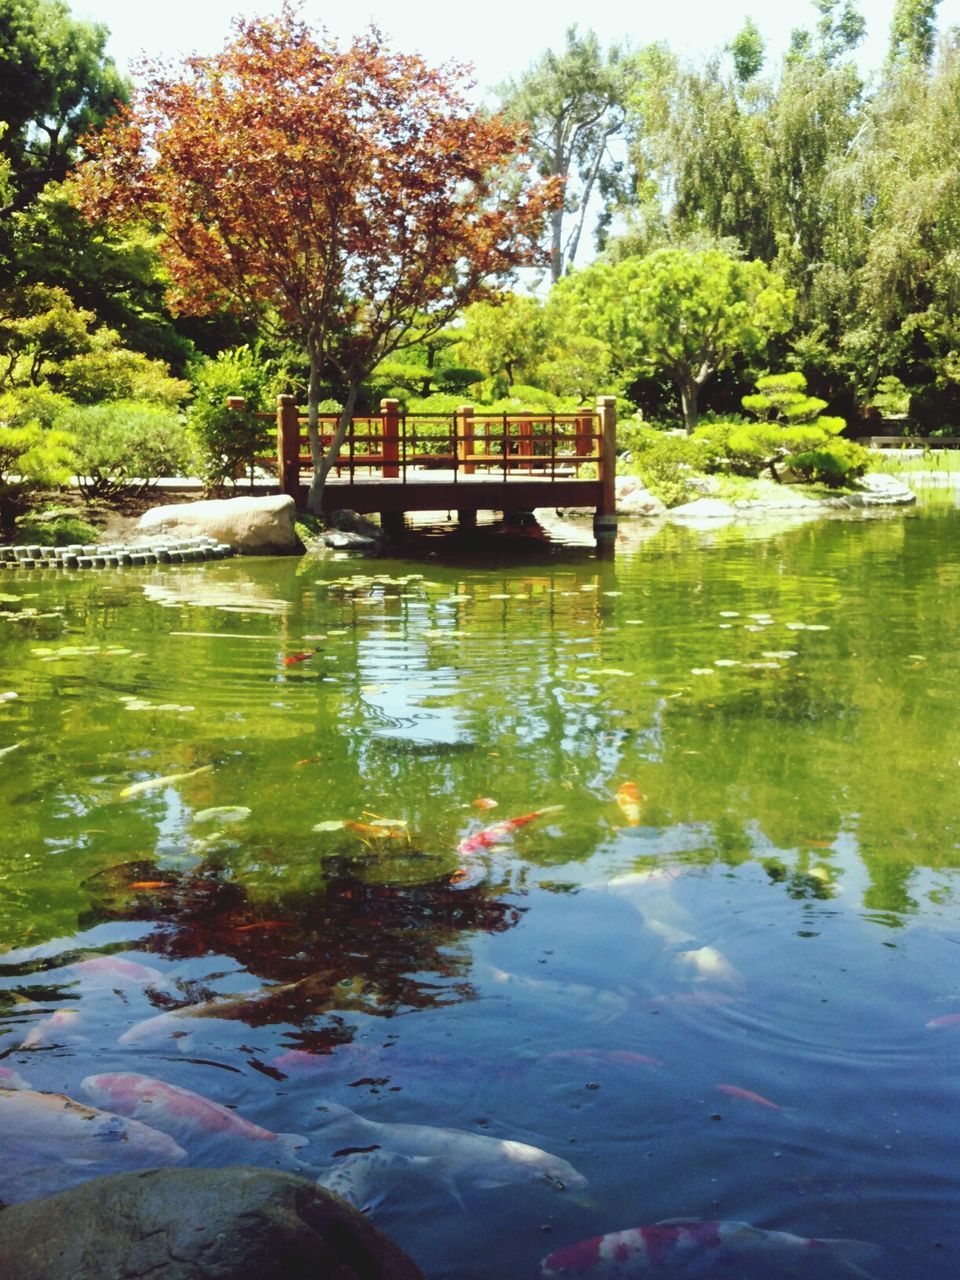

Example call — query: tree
[455,293,546,397]
[728,18,765,83]
[552,248,793,430]
[497,27,631,283]
[888,0,942,67]
[0,0,128,215]
[74,8,557,512]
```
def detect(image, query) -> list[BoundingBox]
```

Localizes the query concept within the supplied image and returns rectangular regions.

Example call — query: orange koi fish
[615,782,644,826]
[283,650,316,667]
[457,805,563,857]
[714,1083,781,1110]
[471,797,498,810]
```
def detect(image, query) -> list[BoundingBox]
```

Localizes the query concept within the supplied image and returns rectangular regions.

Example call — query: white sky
[76,0,960,92]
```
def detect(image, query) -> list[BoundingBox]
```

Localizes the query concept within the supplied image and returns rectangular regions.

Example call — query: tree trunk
[549,206,564,285]
[679,379,700,434]
[306,369,361,515]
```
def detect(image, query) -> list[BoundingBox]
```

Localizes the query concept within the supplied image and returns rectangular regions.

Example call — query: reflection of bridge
[230,396,619,539]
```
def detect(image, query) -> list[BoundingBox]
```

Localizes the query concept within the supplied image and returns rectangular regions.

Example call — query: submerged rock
[0,1165,426,1280]
[138,496,303,556]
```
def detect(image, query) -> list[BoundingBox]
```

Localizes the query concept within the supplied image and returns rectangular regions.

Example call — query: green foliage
[888,0,941,68]
[0,0,129,215]
[626,428,711,506]
[53,331,188,405]
[728,18,765,82]
[187,346,276,491]
[497,26,632,279]
[551,248,793,430]
[0,390,77,526]
[455,294,546,399]
[695,371,869,486]
[15,507,98,544]
[55,400,190,498]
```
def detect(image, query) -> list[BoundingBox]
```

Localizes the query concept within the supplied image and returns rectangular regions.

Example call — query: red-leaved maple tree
[73,6,560,510]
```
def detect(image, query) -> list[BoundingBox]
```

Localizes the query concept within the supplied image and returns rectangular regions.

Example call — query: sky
[76,0,960,92]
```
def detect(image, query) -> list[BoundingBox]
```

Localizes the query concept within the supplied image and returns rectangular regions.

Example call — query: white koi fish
[675,944,742,987]
[314,1101,586,1194]
[316,1150,449,1212]
[540,1218,883,1277]
[81,1073,306,1157]
[0,1087,185,1204]
[119,764,213,800]
[68,955,170,991]
[20,1007,83,1049]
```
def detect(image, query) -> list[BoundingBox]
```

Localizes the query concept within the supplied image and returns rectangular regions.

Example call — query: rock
[0,1165,426,1280]
[667,498,738,521]
[138,496,302,555]
[849,473,916,506]
[615,477,667,518]
[322,529,381,551]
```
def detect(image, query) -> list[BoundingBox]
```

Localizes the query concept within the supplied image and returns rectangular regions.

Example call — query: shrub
[631,432,710,507]
[54,332,188,406]
[16,509,100,545]
[56,400,190,498]
[187,347,276,492]
[0,392,77,528]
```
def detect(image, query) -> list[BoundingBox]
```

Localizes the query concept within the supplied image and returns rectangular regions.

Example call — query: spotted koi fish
[540,1219,883,1277]
[456,805,563,857]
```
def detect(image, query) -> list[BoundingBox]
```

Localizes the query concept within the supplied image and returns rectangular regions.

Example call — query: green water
[1,500,959,1277]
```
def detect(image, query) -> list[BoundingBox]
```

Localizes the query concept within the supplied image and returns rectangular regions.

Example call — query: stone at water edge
[137,495,303,556]
[0,1165,426,1280]
[615,477,667,517]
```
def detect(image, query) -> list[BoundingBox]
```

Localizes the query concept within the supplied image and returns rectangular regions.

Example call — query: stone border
[0,535,236,571]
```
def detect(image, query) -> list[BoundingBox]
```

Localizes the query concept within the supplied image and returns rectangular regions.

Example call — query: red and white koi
[0,1066,30,1089]
[926,1012,960,1029]
[81,1073,306,1153]
[20,1007,82,1049]
[457,805,563,857]
[540,1218,883,1277]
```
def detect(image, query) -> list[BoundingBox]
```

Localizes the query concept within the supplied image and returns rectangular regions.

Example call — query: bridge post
[457,404,475,475]
[276,395,301,501]
[575,406,594,470]
[594,394,618,544]
[380,399,401,478]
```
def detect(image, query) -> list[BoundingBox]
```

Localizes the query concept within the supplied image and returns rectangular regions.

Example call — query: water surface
[1,500,959,1277]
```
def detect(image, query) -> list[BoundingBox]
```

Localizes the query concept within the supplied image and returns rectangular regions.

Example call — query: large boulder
[0,1165,425,1280]
[138,496,302,555]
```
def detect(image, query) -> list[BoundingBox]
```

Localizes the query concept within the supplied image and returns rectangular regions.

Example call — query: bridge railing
[227,396,618,509]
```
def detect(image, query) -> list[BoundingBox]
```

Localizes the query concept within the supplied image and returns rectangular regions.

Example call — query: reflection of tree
[77,857,521,1029]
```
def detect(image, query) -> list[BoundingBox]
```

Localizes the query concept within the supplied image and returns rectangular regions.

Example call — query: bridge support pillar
[380,511,406,539]
[457,509,477,531]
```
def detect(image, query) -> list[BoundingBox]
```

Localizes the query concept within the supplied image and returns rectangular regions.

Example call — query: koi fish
[457,805,563,857]
[118,971,362,1045]
[471,797,498,810]
[714,1083,780,1110]
[676,945,742,987]
[68,955,170,991]
[540,1218,883,1277]
[616,782,644,826]
[544,1049,663,1070]
[81,1073,306,1155]
[127,881,172,891]
[926,1011,960,1029]
[283,650,316,667]
[119,763,213,800]
[0,739,25,760]
[315,1101,587,1194]
[316,1150,445,1212]
[0,1087,186,1204]
[0,1066,30,1089]
[20,1008,82,1049]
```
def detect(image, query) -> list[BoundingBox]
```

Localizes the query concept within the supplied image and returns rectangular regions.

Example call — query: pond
[1,497,959,1278]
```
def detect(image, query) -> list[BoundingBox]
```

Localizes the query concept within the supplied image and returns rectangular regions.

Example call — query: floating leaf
[691,668,715,676]
[713,659,740,667]
[718,610,740,617]
[312,820,347,832]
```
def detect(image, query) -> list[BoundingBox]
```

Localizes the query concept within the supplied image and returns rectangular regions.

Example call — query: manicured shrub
[56,400,190,498]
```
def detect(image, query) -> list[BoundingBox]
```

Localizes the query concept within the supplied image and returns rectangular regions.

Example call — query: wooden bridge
[228,395,619,538]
